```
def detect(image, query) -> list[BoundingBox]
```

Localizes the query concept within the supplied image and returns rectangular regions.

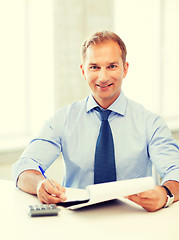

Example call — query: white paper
[65,187,89,202]
[64,177,155,210]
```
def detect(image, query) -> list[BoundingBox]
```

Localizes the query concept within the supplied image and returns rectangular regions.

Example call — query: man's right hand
[17,170,67,204]
[36,179,67,204]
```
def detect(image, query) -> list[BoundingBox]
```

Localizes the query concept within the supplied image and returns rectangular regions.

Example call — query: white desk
[1,180,179,240]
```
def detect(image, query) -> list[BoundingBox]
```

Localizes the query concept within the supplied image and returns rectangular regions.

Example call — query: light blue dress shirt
[12,92,179,188]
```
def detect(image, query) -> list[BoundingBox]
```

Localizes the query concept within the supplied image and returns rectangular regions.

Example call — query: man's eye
[109,64,117,69]
[90,66,99,70]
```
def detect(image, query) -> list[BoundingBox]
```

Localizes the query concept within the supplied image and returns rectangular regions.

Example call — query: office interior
[0,0,179,183]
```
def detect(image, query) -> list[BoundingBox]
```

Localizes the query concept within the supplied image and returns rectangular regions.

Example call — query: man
[13,30,179,212]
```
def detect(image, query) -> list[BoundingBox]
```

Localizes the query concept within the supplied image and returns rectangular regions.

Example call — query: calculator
[28,204,60,217]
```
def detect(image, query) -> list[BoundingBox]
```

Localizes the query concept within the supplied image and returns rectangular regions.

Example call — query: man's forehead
[86,41,122,56]
[87,40,121,50]
[85,42,123,65]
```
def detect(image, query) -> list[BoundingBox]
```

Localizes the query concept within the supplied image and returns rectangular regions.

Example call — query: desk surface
[1,180,179,240]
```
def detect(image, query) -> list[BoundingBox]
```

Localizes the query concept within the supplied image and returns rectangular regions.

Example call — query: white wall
[1,0,179,180]
[53,0,113,109]
[0,0,114,179]
[114,0,179,131]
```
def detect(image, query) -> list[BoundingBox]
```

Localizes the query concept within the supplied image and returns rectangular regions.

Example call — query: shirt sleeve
[12,119,62,186]
[147,114,179,184]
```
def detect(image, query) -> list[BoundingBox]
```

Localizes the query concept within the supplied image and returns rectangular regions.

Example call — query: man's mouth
[96,83,113,88]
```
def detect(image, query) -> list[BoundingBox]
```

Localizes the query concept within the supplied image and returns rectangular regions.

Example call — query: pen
[38,165,58,191]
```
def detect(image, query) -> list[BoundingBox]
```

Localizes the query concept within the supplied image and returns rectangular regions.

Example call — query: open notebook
[57,177,155,210]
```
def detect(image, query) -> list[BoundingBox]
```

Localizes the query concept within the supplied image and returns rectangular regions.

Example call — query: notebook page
[68,177,155,210]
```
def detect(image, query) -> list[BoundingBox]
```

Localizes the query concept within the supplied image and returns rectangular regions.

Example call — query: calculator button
[28,204,60,217]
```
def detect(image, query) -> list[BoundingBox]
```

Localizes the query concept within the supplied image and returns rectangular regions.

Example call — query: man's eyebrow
[109,62,119,65]
[89,63,98,65]
[89,62,119,65]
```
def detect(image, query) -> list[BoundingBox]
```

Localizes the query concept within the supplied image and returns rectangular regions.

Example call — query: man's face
[81,40,129,109]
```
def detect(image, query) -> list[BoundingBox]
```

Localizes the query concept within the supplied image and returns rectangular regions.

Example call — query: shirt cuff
[12,158,40,187]
[161,168,179,185]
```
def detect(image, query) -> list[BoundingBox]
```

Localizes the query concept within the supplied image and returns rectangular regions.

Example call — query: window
[0,0,54,150]
[114,0,179,131]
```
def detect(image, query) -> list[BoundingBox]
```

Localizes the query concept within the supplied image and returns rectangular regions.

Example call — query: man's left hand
[125,186,167,212]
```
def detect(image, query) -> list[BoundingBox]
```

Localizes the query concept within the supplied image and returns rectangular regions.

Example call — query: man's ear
[80,64,86,80]
[123,62,129,79]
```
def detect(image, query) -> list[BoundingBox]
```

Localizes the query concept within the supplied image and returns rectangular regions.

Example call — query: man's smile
[96,83,113,88]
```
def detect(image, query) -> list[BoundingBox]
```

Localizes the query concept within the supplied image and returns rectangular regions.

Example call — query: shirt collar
[86,91,127,116]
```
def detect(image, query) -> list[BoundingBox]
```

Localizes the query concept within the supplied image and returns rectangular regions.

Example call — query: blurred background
[0,0,179,182]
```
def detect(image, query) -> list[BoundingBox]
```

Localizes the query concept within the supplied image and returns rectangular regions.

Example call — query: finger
[126,187,167,212]
[37,180,67,203]
[57,185,66,193]
[40,187,67,204]
[126,193,150,205]
[126,194,141,204]
[125,188,156,202]
[42,180,66,200]
[137,189,155,199]
[126,194,155,212]
[37,179,46,195]
[37,179,46,202]
[53,181,66,193]
[41,180,66,203]
[41,193,48,204]
[42,192,66,204]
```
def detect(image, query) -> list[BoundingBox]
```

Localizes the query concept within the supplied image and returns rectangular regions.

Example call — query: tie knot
[95,108,111,121]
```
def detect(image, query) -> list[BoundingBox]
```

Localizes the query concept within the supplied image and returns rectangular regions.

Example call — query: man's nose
[98,68,108,82]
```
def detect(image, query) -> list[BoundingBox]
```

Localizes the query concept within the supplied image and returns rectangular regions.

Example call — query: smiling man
[13,30,179,211]
[80,39,129,109]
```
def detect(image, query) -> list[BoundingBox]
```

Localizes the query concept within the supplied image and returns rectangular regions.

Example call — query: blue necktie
[94,108,116,184]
